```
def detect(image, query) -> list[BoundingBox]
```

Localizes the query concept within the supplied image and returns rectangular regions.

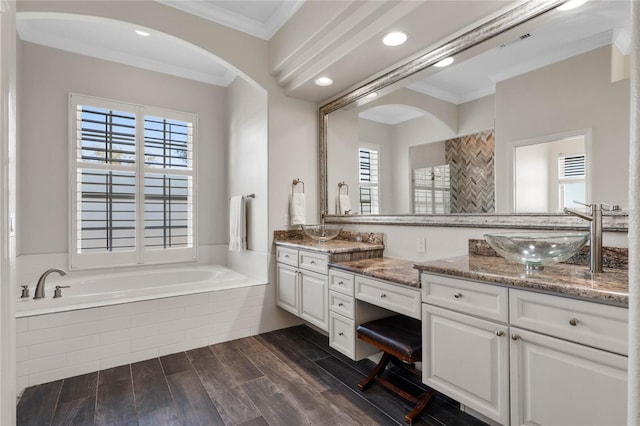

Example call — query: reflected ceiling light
[315,76,334,86]
[434,57,454,67]
[382,31,407,47]
[365,92,378,99]
[135,29,150,37]
[556,0,588,11]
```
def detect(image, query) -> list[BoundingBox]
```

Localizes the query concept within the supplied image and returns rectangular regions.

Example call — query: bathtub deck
[16,325,485,426]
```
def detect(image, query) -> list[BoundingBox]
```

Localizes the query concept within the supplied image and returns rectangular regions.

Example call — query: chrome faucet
[33,268,67,300]
[564,202,619,273]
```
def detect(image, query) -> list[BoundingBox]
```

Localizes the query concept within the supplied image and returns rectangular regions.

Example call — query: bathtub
[16,264,264,317]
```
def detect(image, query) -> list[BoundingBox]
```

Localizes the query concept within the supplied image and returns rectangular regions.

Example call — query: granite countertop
[275,238,384,253]
[329,257,421,288]
[415,255,629,306]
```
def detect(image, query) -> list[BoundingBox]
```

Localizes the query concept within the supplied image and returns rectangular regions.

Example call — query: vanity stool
[356,315,433,425]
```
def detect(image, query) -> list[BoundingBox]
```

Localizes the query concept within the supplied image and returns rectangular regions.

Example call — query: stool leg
[358,352,392,391]
[404,388,434,425]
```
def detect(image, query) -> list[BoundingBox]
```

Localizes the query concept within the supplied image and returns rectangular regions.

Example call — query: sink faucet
[34,268,66,300]
[563,202,619,273]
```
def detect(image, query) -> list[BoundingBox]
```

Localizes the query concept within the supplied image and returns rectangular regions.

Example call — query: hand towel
[290,193,306,225]
[338,194,352,215]
[229,196,246,251]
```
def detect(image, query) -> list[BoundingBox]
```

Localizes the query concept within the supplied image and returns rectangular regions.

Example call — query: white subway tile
[17,354,66,376]
[16,318,28,333]
[99,299,158,319]
[156,293,207,310]
[67,342,130,365]
[184,324,217,341]
[157,338,208,357]
[184,303,215,318]
[16,376,29,394]
[16,347,29,363]
[28,361,99,389]
[208,328,251,345]
[163,315,209,334]
[99,349,157,370]
[99,324,157,346]
[131,330,184,352]
[29,335,100,360]
[131,307,184,327]
[17,327,66,347]
[28,309,100,330]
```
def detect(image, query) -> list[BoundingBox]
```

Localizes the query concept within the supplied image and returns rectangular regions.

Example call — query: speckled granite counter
[329,258,420,288]
[415,255,628,306]
[274,230,384,262]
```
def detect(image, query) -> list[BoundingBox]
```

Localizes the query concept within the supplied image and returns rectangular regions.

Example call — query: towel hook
[292,178,305,194]
[338,181,349,195]
[245,194,255,199]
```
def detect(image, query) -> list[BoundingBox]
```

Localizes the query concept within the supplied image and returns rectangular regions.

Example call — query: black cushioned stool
[356,315,433,425]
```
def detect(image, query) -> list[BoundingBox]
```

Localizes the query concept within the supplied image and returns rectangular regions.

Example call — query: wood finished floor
[17,325,487,426]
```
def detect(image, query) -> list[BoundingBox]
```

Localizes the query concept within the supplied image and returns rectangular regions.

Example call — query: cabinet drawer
[422,274,508,323]
[510,289,628,355]
[356,276,421,319]
[298,250,328,274]
[329,291,355,319]
[276,246,298,267]
[329,312,355,358]
[328,269,355,296]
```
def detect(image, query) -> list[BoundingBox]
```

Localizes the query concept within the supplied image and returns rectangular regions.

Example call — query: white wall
[327,108,359,214]
[359,119,392,214]
[458,95,495,135]
[496,45,630,212]
[17,41,229,256]
[515,143,550,212]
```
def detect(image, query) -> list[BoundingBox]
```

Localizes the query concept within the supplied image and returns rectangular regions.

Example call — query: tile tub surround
[329,258,421,288]
[415,255,628,306]
[15,284,294,393]
[274,230,384,261]
[468,238,629,269]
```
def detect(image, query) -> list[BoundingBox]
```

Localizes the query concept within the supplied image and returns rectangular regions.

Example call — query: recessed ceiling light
[556,0,588,11]
[382,31,407,47]
[315,77,333,87]
[135,29,150,37]
[434,57,454,67]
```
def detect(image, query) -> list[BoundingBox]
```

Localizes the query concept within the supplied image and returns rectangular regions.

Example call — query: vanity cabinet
[276,246,329,331]
[421,273,629,426]
[422,274,510,425]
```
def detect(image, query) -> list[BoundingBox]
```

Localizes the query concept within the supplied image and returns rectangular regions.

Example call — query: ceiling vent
[500,33,533,48]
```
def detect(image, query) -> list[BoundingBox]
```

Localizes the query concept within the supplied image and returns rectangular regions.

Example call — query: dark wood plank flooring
[17,325,487,426]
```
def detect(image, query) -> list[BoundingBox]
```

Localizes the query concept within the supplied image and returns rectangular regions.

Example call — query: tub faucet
[34,268,66,300]
[563,202,619,273]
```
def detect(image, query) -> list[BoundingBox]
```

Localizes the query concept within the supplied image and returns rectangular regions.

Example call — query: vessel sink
[484,232,589,271]
[301,224,343,242]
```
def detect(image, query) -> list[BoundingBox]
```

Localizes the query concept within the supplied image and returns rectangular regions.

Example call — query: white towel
[229,196,246,251]
[290,193,306,225]
[338,195,352,215]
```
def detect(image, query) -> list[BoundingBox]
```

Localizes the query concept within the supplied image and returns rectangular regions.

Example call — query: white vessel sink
[484,232,589,271]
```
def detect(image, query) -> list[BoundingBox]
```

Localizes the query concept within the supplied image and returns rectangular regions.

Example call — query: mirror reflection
[326,0,630,216]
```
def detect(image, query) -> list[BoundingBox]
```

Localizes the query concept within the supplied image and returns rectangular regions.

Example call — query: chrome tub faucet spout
[34,268,67,300]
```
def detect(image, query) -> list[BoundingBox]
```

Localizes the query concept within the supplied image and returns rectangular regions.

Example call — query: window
[412,165,450,214]
[69,94,197,268]
[359,147,379,214]
[558,154,586,209]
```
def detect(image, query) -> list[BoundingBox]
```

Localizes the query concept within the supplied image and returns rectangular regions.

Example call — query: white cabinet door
[510,327,627,426]
[276,263,298,315]
[299,269,328,331]
[422,304,509,425]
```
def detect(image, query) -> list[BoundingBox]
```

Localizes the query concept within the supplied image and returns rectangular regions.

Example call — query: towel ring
[292,178,305,194]
[338,182,349,195]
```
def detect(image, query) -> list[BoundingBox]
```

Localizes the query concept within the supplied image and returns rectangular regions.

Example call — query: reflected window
[558,154,586,209]
[359,148,379,214]
[413,165,450,214]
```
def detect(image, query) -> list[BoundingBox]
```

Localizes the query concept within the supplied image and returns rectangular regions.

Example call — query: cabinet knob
[453,292,462,299]
[495,330,504,337]
[569,318,578,326]
[338,332,344,336]
[310,260,316,265]
[511,334,521,341]
[338,303,344,307]
[284,254,289,258]
[380,293,387,298]
[338,281,344,286]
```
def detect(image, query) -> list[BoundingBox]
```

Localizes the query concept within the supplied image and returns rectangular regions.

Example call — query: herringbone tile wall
[445,130,495,213]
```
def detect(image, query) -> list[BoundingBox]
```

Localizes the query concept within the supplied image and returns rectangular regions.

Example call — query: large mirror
[321,0,630,223]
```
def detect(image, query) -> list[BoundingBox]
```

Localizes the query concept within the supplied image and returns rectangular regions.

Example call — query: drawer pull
[453,292,462,299]
[380,293,387,298]
[495,330,504,337]
[338,281,344,285]
[284,254,289,258]
[511,334,521,341]
[569,318,579,326]
[310,260,316,265]
[338,332,344,336]
[338,303,344,307]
